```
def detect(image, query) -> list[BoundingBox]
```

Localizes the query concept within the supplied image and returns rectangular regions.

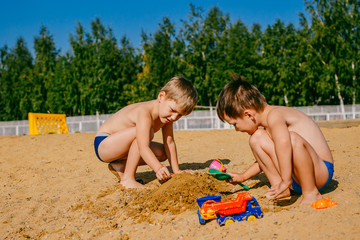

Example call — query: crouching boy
[94,77,198,188]
[216,77,334,204]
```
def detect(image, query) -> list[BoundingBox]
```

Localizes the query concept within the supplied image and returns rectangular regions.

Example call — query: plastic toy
[209,159,227,172]
[196,192,263,226]
[312,197,338,209]
[196,195,222,208]
[206,168,250,190]
[196,195,222,222]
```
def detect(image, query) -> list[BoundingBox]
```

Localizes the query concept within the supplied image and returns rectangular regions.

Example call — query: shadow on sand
[133,158,231,184]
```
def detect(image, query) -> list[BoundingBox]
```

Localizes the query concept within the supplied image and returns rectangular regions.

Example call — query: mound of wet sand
[126,172,235,218]
[76,172,243,224]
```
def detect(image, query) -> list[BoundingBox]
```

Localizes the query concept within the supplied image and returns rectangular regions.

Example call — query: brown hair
[161,76,198,115]
[216,76,267,121]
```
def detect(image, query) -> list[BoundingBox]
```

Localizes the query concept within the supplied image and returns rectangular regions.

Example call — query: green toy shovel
[206,168,250,190]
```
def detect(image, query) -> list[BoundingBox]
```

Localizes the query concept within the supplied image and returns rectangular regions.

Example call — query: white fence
[1,104,360,136]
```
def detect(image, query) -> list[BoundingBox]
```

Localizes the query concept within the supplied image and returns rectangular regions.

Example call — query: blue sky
[0,1,307,55]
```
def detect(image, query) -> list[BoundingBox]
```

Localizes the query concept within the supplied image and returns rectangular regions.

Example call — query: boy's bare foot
[264,188,291,200]
[300,191,322,205]
[108,162,125,182]
[120,179,146,189]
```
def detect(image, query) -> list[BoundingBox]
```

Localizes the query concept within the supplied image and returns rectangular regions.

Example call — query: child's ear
[244,109,256,120]
[158,91,166,102]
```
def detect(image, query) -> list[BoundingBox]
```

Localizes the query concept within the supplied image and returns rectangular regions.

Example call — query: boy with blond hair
[94,77,198,188]
[216,77,334,204]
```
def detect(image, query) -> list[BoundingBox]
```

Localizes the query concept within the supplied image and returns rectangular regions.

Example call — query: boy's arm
[136,111,170,178]
[161,123,181,173]
[228,162,261,183]
[267,112,293,197]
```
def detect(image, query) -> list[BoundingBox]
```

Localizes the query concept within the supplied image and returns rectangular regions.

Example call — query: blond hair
[216,77,266,121]
[161,77,198,115]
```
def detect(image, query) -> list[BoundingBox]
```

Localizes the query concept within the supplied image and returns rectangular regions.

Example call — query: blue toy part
[197,209,206,225]
[196,195,221,207]
[196,195,221,225]
[216,197,263,226]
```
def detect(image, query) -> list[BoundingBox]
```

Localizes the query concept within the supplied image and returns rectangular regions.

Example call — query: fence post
[210,107,213,129]
[174,121,179,130]
[352,104,356,119]
[96,111,100,130]
[215,116,218,129]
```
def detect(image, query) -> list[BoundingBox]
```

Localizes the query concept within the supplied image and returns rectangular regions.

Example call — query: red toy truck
[196,192,263,226]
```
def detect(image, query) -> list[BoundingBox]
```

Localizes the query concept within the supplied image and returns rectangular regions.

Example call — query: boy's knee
[150,142,167,162]
[249,128,268,148]
[153,146,167,162]
[289,131,305,148]
[160,156,167,162]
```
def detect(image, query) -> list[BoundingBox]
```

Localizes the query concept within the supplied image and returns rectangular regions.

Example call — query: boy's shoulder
[266,106,298,121]
[265,106,285,116]
[266,106,312,126]
[267,106,296,116]
[114,100,156,120]
[124,100,155,111]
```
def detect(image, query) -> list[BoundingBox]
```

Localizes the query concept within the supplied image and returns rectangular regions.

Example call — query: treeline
[1,0,359,121]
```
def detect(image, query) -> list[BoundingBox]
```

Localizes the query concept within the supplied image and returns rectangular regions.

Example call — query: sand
[1,120,360,239]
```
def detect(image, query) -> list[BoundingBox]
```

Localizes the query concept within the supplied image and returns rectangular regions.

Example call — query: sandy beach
[1,119,359,239]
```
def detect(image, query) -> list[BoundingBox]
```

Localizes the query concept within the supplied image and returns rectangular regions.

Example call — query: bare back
[266,106,333,163]
[97,100,165,135]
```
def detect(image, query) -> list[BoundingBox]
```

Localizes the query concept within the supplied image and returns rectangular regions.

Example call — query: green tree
[30,26,59,113]
[117,36,141,106]
[180,5,230,106]
[258,20,300,106]
[219,20,260,94]
[0,38,33,120]
[304,0,360,117]
[0,45,8,120]
[134,16,178,101]
[69,18,140,115]
[49,53,79,115]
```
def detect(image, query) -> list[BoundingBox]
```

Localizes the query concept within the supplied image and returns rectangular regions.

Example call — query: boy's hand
[227,172,245,185]
[156,166,172,181]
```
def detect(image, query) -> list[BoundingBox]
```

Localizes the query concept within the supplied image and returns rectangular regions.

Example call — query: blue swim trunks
[94,132,110,162]
[291,160,334,194]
